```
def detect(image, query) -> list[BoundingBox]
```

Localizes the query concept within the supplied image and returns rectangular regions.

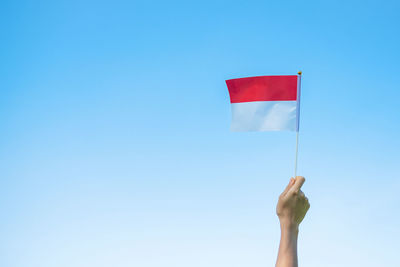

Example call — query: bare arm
[275,176,310,267]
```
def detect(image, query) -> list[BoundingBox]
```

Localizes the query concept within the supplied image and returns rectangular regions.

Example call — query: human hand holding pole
[275,176,310,267]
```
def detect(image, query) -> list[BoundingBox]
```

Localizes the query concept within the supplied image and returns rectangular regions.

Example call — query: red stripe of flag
[226,75,298,103]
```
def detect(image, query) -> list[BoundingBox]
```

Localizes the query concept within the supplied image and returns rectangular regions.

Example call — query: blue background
[1,0,399,266]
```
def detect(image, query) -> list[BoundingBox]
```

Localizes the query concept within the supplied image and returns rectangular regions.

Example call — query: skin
[275,176,310,267]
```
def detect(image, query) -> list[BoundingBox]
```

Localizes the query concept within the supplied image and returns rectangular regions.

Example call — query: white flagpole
[294,71,302,178]
[294,131,299,178]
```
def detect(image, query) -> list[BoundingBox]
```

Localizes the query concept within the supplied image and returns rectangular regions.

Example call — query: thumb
[282,177,295,195]
[290,176,305,192]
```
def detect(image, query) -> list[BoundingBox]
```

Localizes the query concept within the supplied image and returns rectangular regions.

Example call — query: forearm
[275,223,299,267]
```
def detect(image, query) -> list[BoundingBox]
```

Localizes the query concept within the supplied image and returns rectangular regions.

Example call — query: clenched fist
[276,176,310,229]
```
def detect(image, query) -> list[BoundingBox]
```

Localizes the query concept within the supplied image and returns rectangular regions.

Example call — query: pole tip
[298,71,302,75]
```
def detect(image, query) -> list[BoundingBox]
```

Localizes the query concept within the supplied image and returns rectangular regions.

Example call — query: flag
[226,75,301,132]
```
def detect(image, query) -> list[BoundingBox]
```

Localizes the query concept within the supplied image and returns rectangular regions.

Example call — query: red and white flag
[226,75,301,132]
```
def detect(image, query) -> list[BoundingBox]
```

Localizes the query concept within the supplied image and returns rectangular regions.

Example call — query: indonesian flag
[226,75,301,132]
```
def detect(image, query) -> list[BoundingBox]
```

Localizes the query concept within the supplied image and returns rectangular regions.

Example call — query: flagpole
[294,131,299,178]
[294,71,302,178]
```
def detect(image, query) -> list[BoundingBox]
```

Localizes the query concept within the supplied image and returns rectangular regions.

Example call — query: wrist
[279,220,299,235]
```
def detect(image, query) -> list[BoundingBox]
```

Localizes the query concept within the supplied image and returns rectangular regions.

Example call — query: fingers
[290,176,305,193]
[299,192,308,202]
[282,177,295,195]
[303,194,310,208]
[305,197,310,210]
[298,190,308,203]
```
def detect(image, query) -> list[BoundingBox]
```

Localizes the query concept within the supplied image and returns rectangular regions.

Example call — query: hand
[276,176,310,230]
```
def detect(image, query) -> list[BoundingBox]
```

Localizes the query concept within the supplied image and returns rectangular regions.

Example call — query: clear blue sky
[1,0,400,266]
